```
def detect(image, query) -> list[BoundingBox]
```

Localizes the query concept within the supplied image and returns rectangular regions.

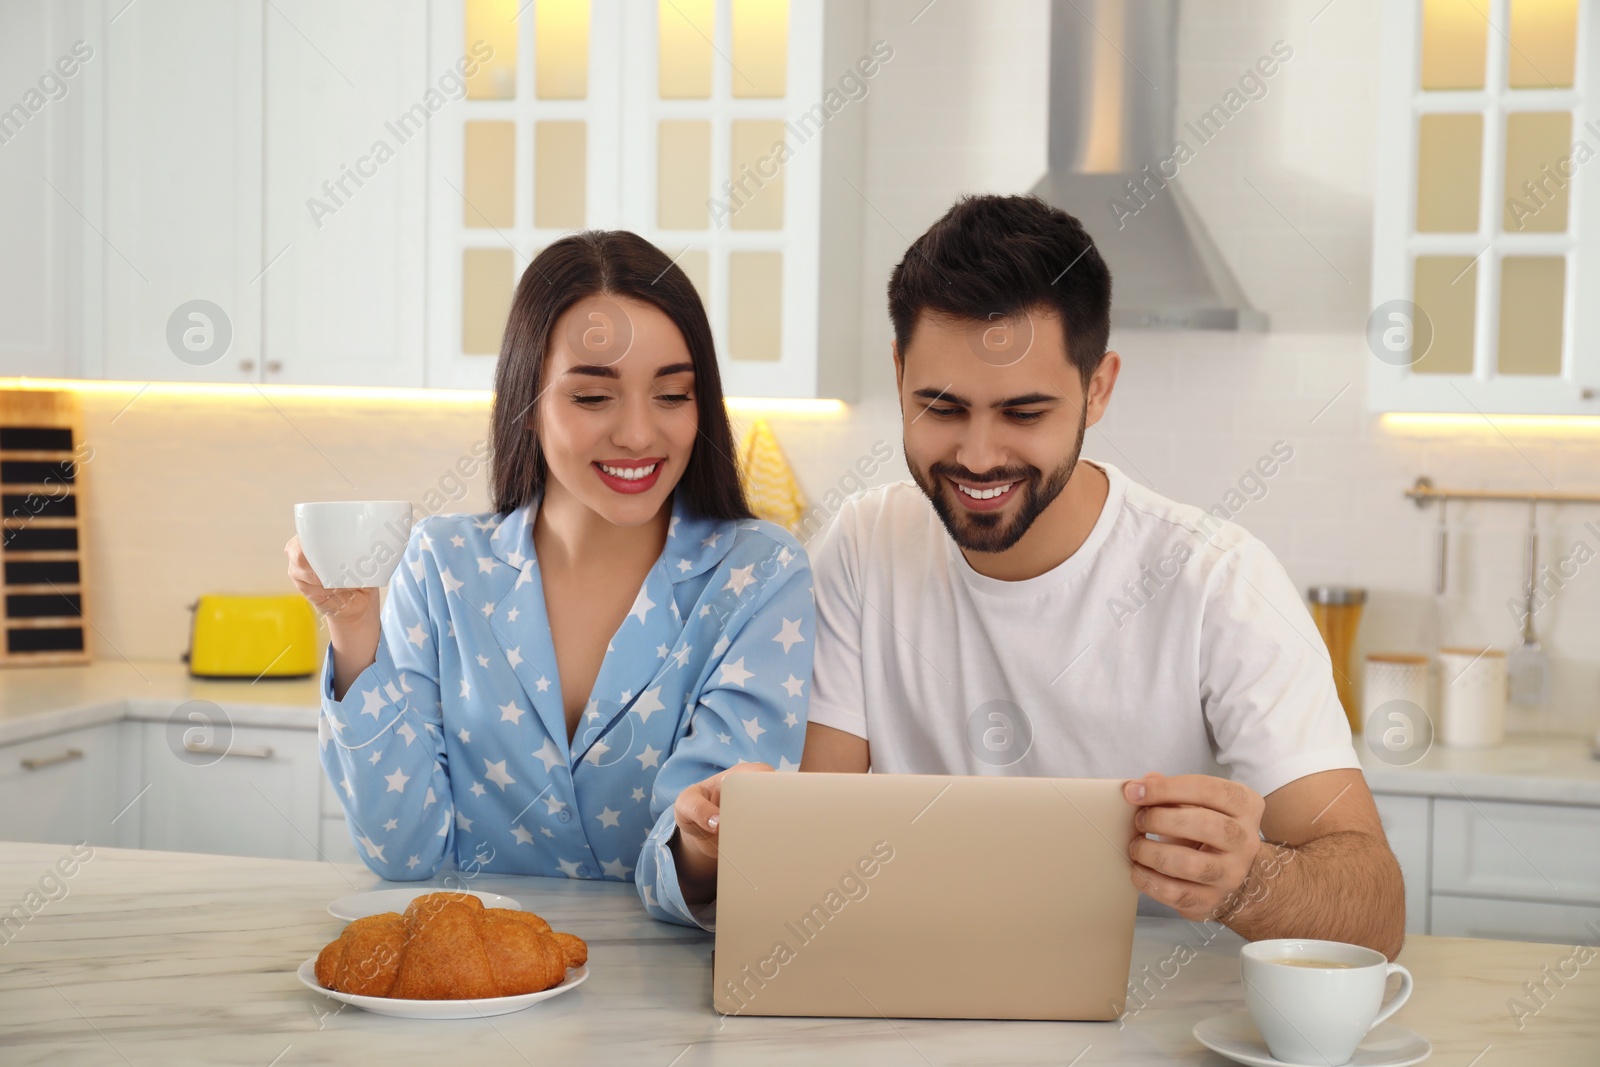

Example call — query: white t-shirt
[808,460,1360,799]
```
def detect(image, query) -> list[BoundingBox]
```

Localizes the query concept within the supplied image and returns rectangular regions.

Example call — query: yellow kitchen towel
[737,418,807,533]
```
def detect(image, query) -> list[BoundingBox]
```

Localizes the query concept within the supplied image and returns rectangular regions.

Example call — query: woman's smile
[593,458,665,494]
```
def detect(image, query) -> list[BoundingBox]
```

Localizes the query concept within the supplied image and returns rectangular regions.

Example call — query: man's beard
[908,403,1088,554]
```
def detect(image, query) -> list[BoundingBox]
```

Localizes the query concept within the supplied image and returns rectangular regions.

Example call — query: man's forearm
[1219,831,1406,960]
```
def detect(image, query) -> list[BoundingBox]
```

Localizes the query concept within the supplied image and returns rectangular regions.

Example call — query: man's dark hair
[887,194,1112,384]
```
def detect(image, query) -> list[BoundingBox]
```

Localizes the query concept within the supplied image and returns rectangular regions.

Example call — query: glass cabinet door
[1369,0,1598,416]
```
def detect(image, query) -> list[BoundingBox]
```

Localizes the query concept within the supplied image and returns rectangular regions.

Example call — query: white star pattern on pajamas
[632,686,665,723]
[316,494,813,932]
[719,657,754,687]
[533,738,562,772]
[484,758,516,790]
[724,564,756,596]
[772,617,805,653]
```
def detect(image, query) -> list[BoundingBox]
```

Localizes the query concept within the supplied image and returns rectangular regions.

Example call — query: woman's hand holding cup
[287,501,414,699]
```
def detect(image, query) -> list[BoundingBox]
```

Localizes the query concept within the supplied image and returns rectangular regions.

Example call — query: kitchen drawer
[0,722,134,848]
[1430,894,1600,944]
[138,722,321,861]
[1372,793,1430,935]
[318,815,363,867]
[1433,798,1600,906]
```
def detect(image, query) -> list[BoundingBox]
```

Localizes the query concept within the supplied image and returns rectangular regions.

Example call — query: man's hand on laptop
[670,762,774,905]
[1123,771,1265,922]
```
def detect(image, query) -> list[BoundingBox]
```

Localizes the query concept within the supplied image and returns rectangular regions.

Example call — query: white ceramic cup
[1240,939,1413,1066]
[293,501,415,590]
[1437,646,1508,748]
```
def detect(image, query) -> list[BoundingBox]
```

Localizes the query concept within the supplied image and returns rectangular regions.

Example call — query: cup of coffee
[1240,939,1412,1066]
[293,501,415,589]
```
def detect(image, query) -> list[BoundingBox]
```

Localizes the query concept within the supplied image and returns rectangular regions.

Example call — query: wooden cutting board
[0,389,93,666]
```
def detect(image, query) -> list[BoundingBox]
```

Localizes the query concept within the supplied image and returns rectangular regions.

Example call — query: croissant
[315,892,587,999]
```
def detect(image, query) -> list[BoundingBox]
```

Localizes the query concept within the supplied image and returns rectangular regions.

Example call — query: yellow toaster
[186,594,320,679]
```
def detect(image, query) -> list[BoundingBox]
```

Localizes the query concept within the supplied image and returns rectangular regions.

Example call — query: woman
[285,231,813,929]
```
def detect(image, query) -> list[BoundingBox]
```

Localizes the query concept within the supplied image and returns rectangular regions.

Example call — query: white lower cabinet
[1372,792,1430,935]
[0,713,363,866]
[1375,791,1600,944]
[1430,895,1600,942]
[136,721,322,862]
[0,722,137,849]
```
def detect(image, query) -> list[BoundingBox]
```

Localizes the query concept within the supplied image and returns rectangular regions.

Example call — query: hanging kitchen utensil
[1422,499,1447,654]
[1507,500,1549,709]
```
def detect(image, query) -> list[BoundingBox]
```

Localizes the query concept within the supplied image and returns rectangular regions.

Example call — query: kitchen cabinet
[33,0,865,397]
[135,721,323,862]
[100,0,265,384]
[1368,0,1600,415]
[1373,789,1600,944]
[93,0,428,387]
[261,0,429,387]
[0,722,136,849]
[0,4,97,379]
[426,0,866,398]
[1373,792,1431,935]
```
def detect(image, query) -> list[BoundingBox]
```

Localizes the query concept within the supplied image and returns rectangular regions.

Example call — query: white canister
[1363,653,1431,724]
[1437,646,1508,748]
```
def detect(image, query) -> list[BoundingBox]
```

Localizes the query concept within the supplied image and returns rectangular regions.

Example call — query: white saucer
[297,958,587,1019]
[327,888,522,921]
[1193,1011,1431,1067]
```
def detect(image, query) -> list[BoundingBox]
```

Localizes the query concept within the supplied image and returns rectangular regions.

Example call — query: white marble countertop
[6,659,1600,807]
[0,659,320,745]
[2,842,1595,1065]
[1360,733,1600,807]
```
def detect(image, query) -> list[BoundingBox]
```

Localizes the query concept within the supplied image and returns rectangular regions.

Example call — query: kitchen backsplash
[47,0,1600,736]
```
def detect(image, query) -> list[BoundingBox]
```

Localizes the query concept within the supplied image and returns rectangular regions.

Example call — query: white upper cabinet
[33,0,863,397]
[101,0,265,384]
[261,0,429,387]
[425,0,865,397]
[1369,0,1600,415]
[0,5,97,379]
[96,0,428,387]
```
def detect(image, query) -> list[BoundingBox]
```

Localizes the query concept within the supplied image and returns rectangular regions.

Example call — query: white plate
[297,957,588,1019]
[326,888,522,921]
[1193,1012,1431,1067]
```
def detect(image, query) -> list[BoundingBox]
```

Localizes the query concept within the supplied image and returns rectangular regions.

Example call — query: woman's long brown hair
[489,230,751,521]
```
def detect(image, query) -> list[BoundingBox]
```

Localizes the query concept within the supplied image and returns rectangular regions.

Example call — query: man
[799,193,1404,958]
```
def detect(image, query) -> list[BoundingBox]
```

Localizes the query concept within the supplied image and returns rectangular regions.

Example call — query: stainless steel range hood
[1030,0,1267,331]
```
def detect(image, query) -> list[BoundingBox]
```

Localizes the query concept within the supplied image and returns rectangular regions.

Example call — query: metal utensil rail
[1406,476,1600,508]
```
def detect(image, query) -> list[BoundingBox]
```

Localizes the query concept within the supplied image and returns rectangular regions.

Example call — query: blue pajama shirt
[317,493,814,928]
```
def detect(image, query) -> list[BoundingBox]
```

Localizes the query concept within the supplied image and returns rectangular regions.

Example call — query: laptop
[712,773,1138,1020]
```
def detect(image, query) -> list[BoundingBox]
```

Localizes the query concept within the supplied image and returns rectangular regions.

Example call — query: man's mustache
[927,462,1039,486]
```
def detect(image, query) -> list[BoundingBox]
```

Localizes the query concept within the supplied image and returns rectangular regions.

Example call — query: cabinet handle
[21,748,84,771]
[183,739,274,759]
[265,360,283,374]
[239,359,256,373]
